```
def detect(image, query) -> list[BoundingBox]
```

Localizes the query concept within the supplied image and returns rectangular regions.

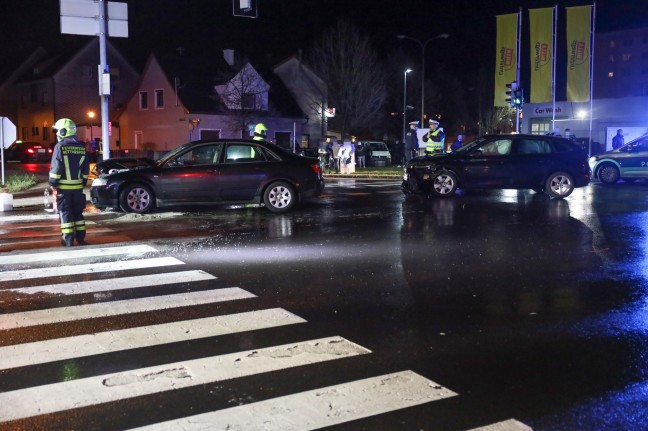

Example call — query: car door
[156,143,223,204]
[619,137,648,179]
[217,142,271,202]
[507,138,552,188]
[460,138,513,188]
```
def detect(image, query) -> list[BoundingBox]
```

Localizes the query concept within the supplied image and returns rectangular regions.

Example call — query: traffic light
[505,81,518,106]
[512,89,524,107]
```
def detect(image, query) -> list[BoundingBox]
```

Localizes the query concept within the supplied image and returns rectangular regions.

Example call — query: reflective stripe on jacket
[49,136,89,190]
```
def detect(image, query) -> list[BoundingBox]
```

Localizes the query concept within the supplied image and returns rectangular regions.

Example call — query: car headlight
[91,178,108,187]
[588,156,597,165]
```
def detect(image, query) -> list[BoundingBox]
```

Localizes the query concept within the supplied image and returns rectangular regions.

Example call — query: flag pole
[552,5,557,130]
[516,7,522,133]
[589,2,596,156]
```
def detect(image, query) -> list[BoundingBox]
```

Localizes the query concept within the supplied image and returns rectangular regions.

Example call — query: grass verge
[1,174,39,193]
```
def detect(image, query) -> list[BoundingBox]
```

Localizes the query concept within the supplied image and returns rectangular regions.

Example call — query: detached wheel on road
[545,171,574,198]
[119,183,154,214]
[430,171,457,197]
[598,163,620,184]
[264,181,295,213]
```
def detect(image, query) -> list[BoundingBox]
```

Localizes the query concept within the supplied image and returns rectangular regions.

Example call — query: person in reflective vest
[253,123,267,141]
[49,118,89,246]
[422,119,445,155]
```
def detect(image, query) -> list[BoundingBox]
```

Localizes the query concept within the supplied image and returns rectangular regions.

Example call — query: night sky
[2,0,648,83]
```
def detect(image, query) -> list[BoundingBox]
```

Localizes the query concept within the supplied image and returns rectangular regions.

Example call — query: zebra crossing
[0,243,531,430]
[0,212,132,252]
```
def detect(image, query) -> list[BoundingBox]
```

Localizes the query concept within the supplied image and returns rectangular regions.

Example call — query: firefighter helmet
[53,118,77,140]
[255,123,267,136]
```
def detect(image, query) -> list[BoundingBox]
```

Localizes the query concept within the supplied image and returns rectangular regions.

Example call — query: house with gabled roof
[7,38,138,147]
[117,47,310,155]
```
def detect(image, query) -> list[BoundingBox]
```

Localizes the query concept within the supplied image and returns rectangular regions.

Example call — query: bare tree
[307,18,386,139]
[214,59,269,137]
[482,106,515,134]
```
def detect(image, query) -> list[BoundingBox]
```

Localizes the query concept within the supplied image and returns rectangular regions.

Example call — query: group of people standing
[404,118,464,162]
[320,139,356,174]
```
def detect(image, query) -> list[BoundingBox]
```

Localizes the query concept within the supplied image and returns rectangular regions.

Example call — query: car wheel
[430,171,457,197]
[545,171,574,198]
[263,181,295,213]
[119,183,154,214]
[598,163,620,184]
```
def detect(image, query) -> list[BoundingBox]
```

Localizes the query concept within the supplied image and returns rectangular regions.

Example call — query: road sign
[1,117,17,149]
[233,0,257,18]
[60,0,128,37]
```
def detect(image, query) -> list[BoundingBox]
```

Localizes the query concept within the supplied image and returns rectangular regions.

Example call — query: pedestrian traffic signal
[512,89,524,107]
[505,81,518,106]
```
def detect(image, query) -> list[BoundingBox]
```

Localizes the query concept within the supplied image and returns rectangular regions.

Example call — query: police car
[589,134,648,184]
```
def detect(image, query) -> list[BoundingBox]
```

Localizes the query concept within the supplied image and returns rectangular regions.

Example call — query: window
[623,39,633,47]
[154,89,164,109]
[480,139,512,156]
[242,93,255,109]
[622,53,633,61]
[225,144,265,162]
[42,92,49,106]
[608,71,615,78]
[609,40,616,48]
[530,119,551,135]
[43,127,50,141]
[173,144,222,166]
[31,127,39,137]
[609,55,615,62]
[139,91,149,110]
[21,127,28,140]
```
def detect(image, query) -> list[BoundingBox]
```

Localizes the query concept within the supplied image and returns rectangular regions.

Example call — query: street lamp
[87,110,96,141]
[397,33,449,126]
[403,69,412,145]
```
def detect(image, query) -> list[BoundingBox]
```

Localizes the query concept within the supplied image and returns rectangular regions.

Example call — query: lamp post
[403,69,412,144]
[397,33,449,126]
[87,110,95,142]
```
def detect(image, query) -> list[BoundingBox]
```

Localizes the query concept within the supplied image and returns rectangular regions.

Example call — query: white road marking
[0,256,182,282]
[3,270,215,295]
[466,419,534,431]
[0,214,60,223]
[129,370,457,431]
[0,337,370,423]
[0,308,305,370]
[0,287,255,330]
[0,244,157,266]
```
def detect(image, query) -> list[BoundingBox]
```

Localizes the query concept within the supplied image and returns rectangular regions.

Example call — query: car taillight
[48,148,53,154]
[27,149,34,154]
[310,162,321,175]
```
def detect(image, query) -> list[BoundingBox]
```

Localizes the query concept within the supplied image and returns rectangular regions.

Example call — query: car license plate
[37,149,45,153]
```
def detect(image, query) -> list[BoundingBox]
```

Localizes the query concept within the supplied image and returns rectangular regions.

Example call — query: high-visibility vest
[424,129,444,154]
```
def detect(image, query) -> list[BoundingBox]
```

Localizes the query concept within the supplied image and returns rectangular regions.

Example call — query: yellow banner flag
[529,8,553,103]
[494,13,518,107]
[566,6,592,102]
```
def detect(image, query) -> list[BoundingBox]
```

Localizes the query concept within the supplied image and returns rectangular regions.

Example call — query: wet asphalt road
[1,177,647,430]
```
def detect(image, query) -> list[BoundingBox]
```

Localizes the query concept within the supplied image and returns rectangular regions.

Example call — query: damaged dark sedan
[90,139,324,214]
[402,134,590,199]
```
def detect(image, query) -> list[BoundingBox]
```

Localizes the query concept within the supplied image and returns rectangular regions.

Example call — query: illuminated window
[608,72,614,78]
[622,53,633,61]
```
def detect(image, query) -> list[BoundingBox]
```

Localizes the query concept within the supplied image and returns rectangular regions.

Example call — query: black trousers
[57,189,86,244]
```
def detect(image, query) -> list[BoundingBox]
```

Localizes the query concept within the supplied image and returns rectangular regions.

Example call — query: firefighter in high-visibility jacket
[253,123,267,141]
[49,118,90,246]
[422,119,445,155]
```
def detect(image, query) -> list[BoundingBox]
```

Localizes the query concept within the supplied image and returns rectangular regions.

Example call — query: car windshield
[155,143,192,166]
[368,142,387,151]
[454,136,488,153]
